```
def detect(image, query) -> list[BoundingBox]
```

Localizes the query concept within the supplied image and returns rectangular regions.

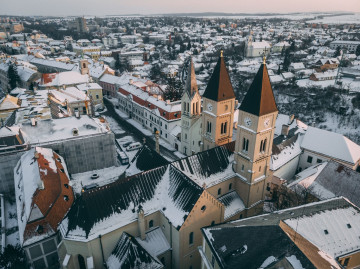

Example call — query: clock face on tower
[207,103,213,111]
[264,118,271,128]
[244,117,252,127]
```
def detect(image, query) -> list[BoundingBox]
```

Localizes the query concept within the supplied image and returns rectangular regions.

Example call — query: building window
[78,255,86,269]
[242,138,249,152]
[185,134,187,140]
[207,121,212,133]
[317,159,322,163]
[324,229,329,235]
[211,221,215,226]
[149,220,154,228]
[201,205,206,212]
[189,232,194,245]
[347,223,352,229]
[217,188,221,195]
[96,94,99,99]
[160,257,165,265]
[82,107,87,114]
[221,122,228,134]
[229,183,232,190]
[241,164,244,171]
[259,166,261,172]
[307,156,313,163]
[343,258,350,266]
[262,139,267,152]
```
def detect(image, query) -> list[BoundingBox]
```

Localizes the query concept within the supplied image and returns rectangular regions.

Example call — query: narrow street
[102,98,181,162]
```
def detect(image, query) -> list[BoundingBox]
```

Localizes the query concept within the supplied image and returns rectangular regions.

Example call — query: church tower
[202,52,236,151]
[180,58,202,156]
[234,57,278,216]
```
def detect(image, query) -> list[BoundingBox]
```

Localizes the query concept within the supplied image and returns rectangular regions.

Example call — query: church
[57,54,280,269]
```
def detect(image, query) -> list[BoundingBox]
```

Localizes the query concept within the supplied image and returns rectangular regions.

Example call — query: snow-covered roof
[285,205,360,258]
[60,165,203,241]
[19,116,110,144]
[218,191,245,220]
[14,147,73,246]
[40,71,89,87]
[106,232,162,269]
[136,227,171,257]
[289,161,360,207]
[171,143,235,188]
[301,126,360,165]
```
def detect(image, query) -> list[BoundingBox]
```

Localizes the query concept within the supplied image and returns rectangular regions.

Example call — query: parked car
[126,142,142,151]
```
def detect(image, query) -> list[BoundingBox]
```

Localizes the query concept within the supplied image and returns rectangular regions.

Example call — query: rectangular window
[29,245,43,259]
[307,156,313,163]
[189,232,194,245]
[343,258,350,266]
[42,239,57,254]
[317,159,322,163]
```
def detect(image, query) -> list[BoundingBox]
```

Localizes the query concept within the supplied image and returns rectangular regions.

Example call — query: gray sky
[1,0,359,16]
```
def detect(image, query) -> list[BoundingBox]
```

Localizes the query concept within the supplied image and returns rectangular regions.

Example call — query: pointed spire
[185,57,198,97]
[239,63,278,116]
[202,53,235,102]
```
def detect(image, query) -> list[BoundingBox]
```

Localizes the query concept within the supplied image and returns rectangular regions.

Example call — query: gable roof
[203,225,315,269]
[202,197,355,269]
[126,145,169,177]
[171,142,235,188]
[61,165,203,240]
[106,232,163,269]
[289,161,360,207]
[14,147,74,246]
[202,56,235,102]
[301,126,360,165]
[184,58,198,98]
[239,63,278,116]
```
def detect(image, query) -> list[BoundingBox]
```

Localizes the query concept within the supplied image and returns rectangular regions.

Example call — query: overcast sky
[1,0,359,16]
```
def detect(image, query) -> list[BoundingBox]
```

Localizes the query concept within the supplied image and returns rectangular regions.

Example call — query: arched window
[260,140,263,152]
[218,188,222,195]
[189,232,194,245]
[78,255,86,269]
[229,183,232,190]
[187,103,190,114]
[149,220,154,228]
[243,139,249,152]
[262,139,267,152]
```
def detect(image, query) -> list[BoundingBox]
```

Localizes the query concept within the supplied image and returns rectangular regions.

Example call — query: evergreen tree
[0,244,28,269]
[115,54,122,71]
[283,49,291,71]
[356,45,360,57]
[334,46,341,57]
[150,63,162,81]
[7,63,20,91]
[163,76,183,101]
[187,41,191,51]
[289,41,296,52]
[281,45,285,56]
[29,82,34,92]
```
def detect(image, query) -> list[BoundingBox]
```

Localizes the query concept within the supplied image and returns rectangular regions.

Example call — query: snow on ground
[104,115,125,135]
[307,13,360,24]
[297,78,360,92]
[116,136,140,161]
[70,166,127,194]
[5,198,19,247]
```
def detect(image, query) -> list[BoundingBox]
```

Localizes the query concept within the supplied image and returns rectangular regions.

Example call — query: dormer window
[324,229,329,235]
[347,224,352,229]
[64,195,69,201]
[36,225,44,234]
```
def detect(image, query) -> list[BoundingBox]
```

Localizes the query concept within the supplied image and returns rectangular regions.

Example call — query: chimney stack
[138,208,146,240]
[155,130,160,154]
[281,124,289,137]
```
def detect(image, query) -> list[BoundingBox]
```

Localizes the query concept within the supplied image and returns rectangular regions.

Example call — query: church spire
[202,52,235,102]
[185,57,198,97]
[239,62,278,116]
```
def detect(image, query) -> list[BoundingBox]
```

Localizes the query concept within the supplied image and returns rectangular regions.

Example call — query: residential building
[14,147,74,269]
[200,197,360,269]
[330,40,360,53]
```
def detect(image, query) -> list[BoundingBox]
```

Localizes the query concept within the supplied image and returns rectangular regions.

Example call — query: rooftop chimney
[281,124,289,137]
[155,131,160,154]
[138,208,146,240]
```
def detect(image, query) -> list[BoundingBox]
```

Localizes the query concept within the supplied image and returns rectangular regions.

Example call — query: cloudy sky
[1,0,359,16]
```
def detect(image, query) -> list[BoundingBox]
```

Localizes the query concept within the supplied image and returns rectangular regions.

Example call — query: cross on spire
[262,47,268,64]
